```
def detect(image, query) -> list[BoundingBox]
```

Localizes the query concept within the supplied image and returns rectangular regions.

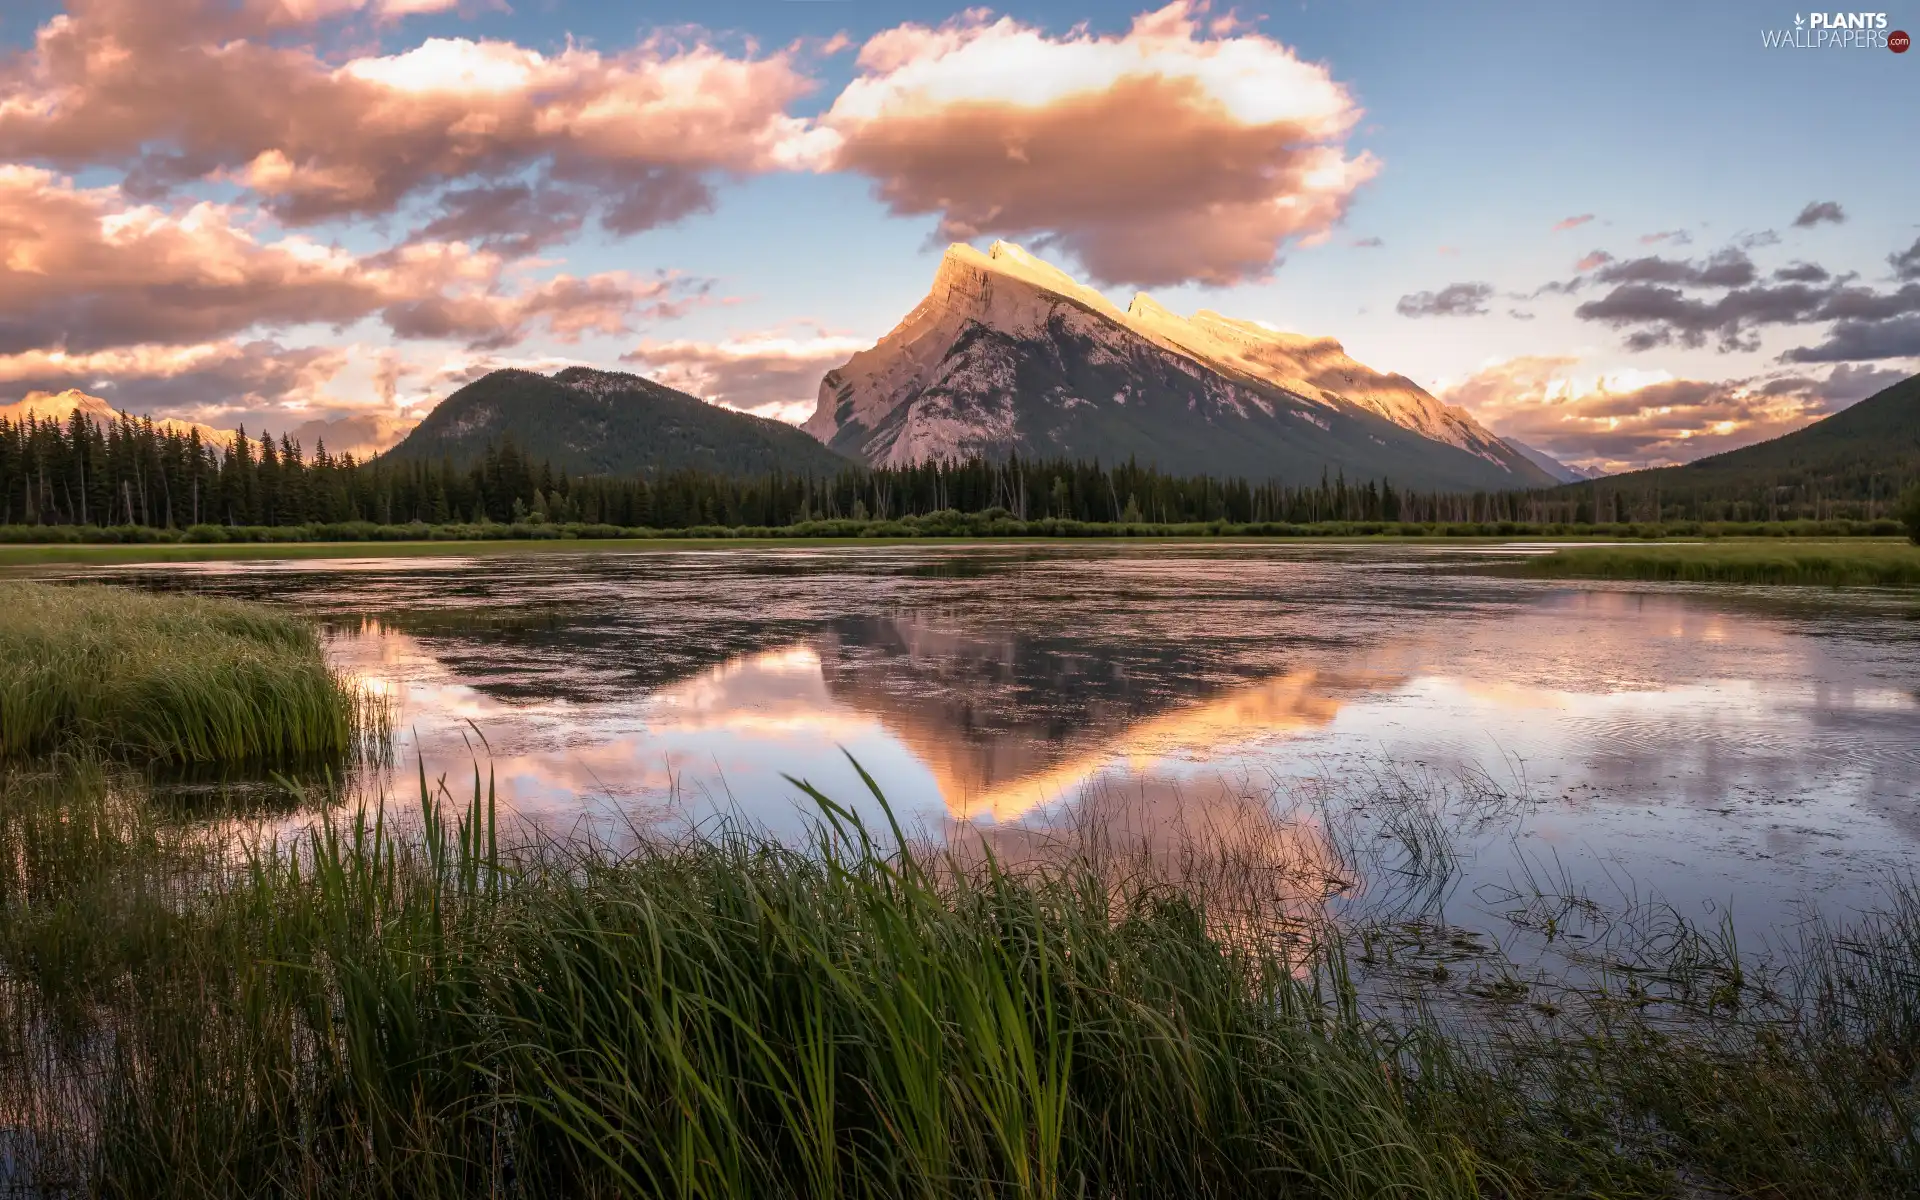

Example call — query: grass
[0,759,1915,1198]
[0,581,382,763]
[0,515,1907,565]
[1517,539,1920,587]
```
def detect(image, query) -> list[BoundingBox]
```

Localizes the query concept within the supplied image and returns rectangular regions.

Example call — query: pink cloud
[0,1,820,229]
[807,2,1378,287]
[1441,355,1879,473]
[623,329,871,422]
[1552,213,1595,232]
[0,167,704,354]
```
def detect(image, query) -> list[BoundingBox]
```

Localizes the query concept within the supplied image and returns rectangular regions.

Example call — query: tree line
[2,409,1915,533]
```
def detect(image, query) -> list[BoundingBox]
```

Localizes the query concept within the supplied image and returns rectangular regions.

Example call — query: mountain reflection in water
[44,544,1920,933]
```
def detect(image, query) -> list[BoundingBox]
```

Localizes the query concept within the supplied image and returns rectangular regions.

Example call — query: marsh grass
[0,759,1916,1198]
[1517,540,1920,587]
[0,582,384,764]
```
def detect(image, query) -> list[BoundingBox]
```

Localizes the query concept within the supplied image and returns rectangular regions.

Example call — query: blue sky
[0,0,1914,469]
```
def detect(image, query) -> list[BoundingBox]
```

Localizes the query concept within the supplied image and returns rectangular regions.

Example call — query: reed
[0,581,382,764]
[1,761,1915,1197]
[1517,539,1920,587]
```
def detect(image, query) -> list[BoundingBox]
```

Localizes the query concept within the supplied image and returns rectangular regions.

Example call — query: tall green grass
[1517,540,1920,587]
[0,581,381,763]
[1,761,1915,1197]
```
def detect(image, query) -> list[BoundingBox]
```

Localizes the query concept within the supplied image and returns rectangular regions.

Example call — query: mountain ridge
[385,367,853,478]
[803,241,1559,491]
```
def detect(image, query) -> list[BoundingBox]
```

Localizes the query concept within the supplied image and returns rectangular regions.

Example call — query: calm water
[36,544,1920,941]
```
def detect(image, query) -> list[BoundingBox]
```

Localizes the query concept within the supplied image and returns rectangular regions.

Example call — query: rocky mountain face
[804,241,1557,491]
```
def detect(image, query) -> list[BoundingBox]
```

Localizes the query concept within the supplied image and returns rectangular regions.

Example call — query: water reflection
[36,544,1920,930]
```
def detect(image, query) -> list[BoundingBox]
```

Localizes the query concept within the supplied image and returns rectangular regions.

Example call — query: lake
[33,542,1920,950]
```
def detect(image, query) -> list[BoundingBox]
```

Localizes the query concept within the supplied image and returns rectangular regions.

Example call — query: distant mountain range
[0,389,236,445]
[801,241,1560,492]
[1575,370,1920,502]
[1503,438,1605,483]
[383,366,852,478]
[0,389,413,459]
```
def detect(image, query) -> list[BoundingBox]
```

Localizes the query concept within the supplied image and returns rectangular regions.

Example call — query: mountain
[802,241,1558,491]
[0,389,236,444]
[1575,371,1920,500]
[1504,438,1604,483]
[386,367,854,478]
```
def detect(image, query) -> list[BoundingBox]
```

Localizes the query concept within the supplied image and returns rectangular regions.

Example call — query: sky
[0,0,1915,471]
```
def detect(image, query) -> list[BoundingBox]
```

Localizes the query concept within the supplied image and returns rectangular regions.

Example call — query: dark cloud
[1566,234,1920,357]
[1592,248,1756,288]
[1758,363,1911,404]
[1779,315,1920,364]
[1792,201,1846,228]
[1575,281,1830,351]
[1890,237,1920,282]
[410,183,591,257]
[1772,261,1831,283]
[1395,282,1493,318]
[1738,230,1781,249]
[1508,308,1536,321]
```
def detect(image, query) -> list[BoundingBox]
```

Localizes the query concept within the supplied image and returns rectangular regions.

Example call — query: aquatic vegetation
[0,761,1914,1198]
[0,581,384,763]
[1518,540,1920,587]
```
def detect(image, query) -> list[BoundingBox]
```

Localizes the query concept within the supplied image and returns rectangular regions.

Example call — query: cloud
[808,2,1378,287]
[1891,237,1920,282]
[1792,200,1846,228]
[1574,251,1613,272]
[1772,261,1831,283]
[1567,236,1920,354]
[1351,236,1383,248]
[621,329,871,422]
[0,0,821,233]
[1639,229,1690,246]
[1779,315,1920,363]
[408,183,592,256]
[380,270,708,350]
[0,167,704,354]
[1552,214,1594,232]
[1441,355,1875,473]
[1590,248,1756,288]
[1395,282,1493,318]
[0,337,347,418]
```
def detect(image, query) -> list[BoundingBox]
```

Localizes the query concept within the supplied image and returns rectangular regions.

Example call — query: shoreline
[4,533,1913,567]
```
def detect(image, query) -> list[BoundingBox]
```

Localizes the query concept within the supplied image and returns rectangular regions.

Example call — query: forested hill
[1561,371,1919,517]
[383,367,852,479]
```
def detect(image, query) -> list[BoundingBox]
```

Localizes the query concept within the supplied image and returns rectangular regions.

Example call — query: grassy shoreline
[1519,540,1920,587]
[0,582,380,762]
[1,762,1915,1197]
[6,533,1917,568]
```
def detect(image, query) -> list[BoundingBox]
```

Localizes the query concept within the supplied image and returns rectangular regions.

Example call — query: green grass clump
[1,764,1916,1197]
[1518,540,1920,587]
[0,581,374,763]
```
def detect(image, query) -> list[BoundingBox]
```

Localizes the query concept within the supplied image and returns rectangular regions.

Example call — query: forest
[1,407,1913,535]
